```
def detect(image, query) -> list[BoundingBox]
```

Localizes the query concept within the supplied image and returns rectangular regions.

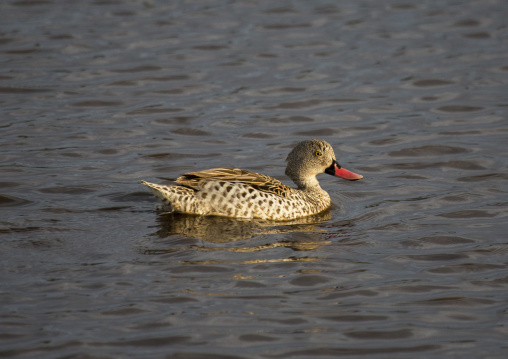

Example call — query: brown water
[1,0,507,358]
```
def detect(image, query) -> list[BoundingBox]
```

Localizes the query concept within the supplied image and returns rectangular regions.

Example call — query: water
[1,0,507,358]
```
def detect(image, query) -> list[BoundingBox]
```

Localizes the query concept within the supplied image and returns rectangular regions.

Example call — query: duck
[141,139,362,220]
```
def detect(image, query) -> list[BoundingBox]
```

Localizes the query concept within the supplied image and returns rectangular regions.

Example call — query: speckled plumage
[141,139,362,220]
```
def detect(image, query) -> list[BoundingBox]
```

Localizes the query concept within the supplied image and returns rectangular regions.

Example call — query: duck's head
[285,139,362,188]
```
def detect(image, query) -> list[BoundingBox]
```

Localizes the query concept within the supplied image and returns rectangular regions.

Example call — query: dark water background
[1,0,507,358]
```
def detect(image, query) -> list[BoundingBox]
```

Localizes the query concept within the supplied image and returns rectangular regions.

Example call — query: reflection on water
[151,209,331,242]
[142,210,333,254]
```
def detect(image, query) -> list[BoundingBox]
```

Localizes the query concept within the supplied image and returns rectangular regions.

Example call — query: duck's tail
[140,180,203,214]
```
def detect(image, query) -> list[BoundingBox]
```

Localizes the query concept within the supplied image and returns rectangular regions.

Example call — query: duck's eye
[315,151,322,157]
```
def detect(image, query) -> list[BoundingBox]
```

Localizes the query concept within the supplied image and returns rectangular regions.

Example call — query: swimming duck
[141,139,362,220]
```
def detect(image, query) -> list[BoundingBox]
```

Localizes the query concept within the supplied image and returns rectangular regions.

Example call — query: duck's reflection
[145,209,334,253]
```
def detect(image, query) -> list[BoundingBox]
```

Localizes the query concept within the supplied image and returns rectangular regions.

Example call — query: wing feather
[176,168,291,198]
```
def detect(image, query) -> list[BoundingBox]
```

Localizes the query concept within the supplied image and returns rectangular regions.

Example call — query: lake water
[1,0,507,358]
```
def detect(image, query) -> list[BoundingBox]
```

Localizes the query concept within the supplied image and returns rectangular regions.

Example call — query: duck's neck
[291,175,322,192]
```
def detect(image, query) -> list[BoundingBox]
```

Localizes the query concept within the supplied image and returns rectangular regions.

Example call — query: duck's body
[141,167,332,220]
[141,139,362,220]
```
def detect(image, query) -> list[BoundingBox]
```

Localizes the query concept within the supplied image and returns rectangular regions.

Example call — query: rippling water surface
[1,0,507,358]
